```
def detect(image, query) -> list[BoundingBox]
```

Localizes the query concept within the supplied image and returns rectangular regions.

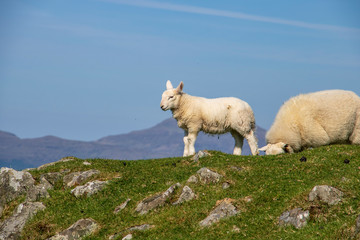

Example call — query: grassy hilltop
[14,145,360,239]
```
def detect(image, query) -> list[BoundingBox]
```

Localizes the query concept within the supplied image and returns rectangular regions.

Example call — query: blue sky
[1,0,360,141]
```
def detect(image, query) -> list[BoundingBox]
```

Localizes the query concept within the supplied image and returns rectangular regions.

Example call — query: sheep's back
[268,90,360,146]
[201,97,251,132]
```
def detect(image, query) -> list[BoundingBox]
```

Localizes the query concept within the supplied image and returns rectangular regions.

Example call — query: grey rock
[64,170,100,187]
[48,218,98,240]
[192,150,210,162]
[355,214,360,236]
[0,201,46,240]
[109,224,154,240]
[197,167,222,184]
[71,180,108,198]
[279,208,310,229]
[41,172,63,186]
[222,182,231,189]
[128,224,155,231]
[308,185,344,205]
[0,167,35,217]
[173,186,195,205]
[121,234,132,240]
[135,183,181,215]
[186,175,198,184]
[40,176,54,188]
[114,199,131,214]
[199,198,238,227]
[26,178,53,202]
[83,161,91,166]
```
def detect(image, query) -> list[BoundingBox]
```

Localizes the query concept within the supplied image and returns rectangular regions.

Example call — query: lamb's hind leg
[231,131,244,155]
[245,130,259,155]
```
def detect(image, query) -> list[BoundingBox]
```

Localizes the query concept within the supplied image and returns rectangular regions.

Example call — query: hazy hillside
[0,118,266,170]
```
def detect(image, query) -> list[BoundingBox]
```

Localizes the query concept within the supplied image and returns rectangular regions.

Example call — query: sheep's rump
[267,90,360,149]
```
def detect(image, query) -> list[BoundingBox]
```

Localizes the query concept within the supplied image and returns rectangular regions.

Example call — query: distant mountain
[0,118,266,170]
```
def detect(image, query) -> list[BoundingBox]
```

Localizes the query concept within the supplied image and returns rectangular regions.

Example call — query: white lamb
[160,80,259,156]
[259,90,360,155]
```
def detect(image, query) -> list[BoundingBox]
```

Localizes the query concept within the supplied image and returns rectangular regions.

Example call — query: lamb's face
[160,89,180,111]
[259,142,293,155]
[160,80,183,111]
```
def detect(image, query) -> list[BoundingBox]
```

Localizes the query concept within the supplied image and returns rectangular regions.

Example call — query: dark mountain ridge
[0,118,266,170]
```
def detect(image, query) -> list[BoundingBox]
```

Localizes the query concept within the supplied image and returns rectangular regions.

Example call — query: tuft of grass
[1,195,26,222]
[16,144,360,239]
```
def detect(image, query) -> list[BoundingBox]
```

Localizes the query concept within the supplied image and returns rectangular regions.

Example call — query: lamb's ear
[166,80,173,90]
[176,81,184,93]
[284,144,294,153]
[258,145,268,152]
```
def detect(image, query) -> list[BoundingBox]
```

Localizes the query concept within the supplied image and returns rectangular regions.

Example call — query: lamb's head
[259,142,294,155]
[160,80,183,111]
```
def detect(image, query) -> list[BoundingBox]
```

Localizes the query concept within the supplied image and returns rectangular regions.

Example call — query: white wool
[160,80,258,156]
[260,89,360,155]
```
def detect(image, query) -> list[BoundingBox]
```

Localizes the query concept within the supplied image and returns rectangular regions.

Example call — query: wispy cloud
[100,0,360,33]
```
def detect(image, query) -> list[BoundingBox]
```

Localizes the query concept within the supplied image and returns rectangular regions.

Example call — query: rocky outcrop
[135,183,181,215]
[114,199,131,214]
[63,170,100,187]
[197,167,223,184]
[173,186,195,205]
[199,198,238,227]
[109,224,155,240]
[121,234,132,240]
[0,167,35,217]
[279,208,310,229]
[355,214,360,236]
[278,185,343,230]
[308,185,344,205]
[0,164,108,239]
[26,177,53,202]
[192,150,211,162]
[40,172,63,186]
[71,180,108,197]
[48,218,98,240]
[186,175,198,184]
[187,168,223,185]
[127,224,155,231]
[0,201,46,240]
[222,182,231,189]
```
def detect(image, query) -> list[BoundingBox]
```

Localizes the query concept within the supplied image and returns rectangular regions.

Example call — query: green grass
[20,144,360,239]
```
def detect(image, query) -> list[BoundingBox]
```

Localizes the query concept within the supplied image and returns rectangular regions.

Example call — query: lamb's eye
[168,96,174,100]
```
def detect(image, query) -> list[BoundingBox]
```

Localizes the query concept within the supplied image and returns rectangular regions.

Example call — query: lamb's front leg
[183,130,189,157]
[183,131,198,156]
[187,131,198,156]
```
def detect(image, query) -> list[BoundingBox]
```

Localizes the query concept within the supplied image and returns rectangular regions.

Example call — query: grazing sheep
[259,90,360,155]
[160,80,258,156]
